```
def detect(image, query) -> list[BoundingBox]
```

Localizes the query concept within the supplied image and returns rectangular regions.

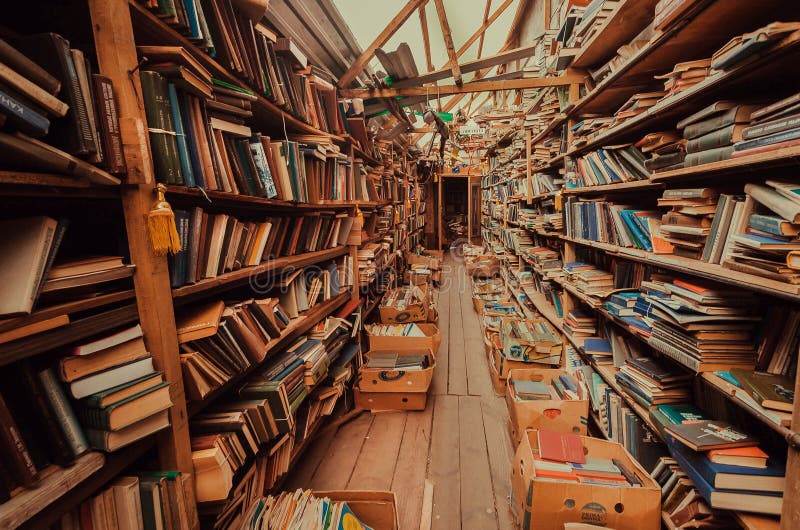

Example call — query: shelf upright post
[86,0,198,526]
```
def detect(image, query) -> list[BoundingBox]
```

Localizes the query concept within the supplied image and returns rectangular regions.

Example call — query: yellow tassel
[147,184,181,255]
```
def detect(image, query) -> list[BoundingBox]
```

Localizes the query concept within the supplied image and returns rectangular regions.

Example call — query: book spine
[0,87,50,136]
[684,109,736,140]
[17,363,74,466]
[167,83,195,187]
[139,71,183,184]
[749,214,792,236]
[735,127,800,152]
[647,336,700,371]
[38,367,89,457]
[742,115,800,141]
[701,198,726,262]
[60,38,94,155]
[91,75,126,174]
[0,392,38,486]
[684,146,735,167]
[686,125,736,154]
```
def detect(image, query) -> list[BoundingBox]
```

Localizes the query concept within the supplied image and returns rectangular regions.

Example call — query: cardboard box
[407,253,441,271]
[366,323,442,355]
[359,349,435,393]
[405,269,432,287]
[379,285,430,324]
[511,430,661,530]
[354,386,428,412]
[313,490,399,530]
[490,338,542,380]
[505,368,589,444]
[488,349,507,395]
[500,317,563,365]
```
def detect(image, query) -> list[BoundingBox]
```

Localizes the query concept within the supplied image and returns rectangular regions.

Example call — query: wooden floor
[286,256,516,530]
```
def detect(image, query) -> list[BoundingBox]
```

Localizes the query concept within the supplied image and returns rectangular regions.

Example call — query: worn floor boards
[287,257,514,529]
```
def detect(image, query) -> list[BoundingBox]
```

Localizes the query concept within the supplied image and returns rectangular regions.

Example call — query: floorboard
[459,396,498,530]
[308,412,373,490]
[482,395,517,530]
[431,271,450,396]
[347,412,407,491]
[391,402,434,530]
[460,275,494,397]
[447,262,468,396]
[429,394,462,529]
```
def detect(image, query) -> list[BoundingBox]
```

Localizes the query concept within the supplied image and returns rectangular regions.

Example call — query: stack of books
[511,374,581,401]
[564,197,660,251]
[732,90,800,157]
[563,309,597,340]
[723,181,800,283]
[637,278,760,372]
[664,421,785,515]
[615,356,693,409]
[636,131,685,173]
[357,241,387,285]
[366,322,427,338]
[563,262,614,297]
[239,490,376,529]
[565,1,619,50]
[569,145,650,187]
[55,472,192,529]
[676,101,759,167]
[614,91,666,125]
[657,188,719,260]
[364,352,429,371]
[655,59,712,98]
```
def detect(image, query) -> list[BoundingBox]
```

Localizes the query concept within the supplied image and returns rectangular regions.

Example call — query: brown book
[0,61,68,117]
[662,211,713,228]
[0,391,38,486]
[0,37,60,94]
[60,337,150,382]
[287,216,304,256]
[91,75,127,175]
[136,46,212,83]
[176,300,225,343]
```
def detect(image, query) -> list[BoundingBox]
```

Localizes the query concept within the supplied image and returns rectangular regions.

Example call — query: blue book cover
[182,0,202,39]
[176,92,205,188]
[583,338,612,353]
[621,316,651,333]
[0,87,50,136]
[715,371,743,387]
[166,84,194,187]
[596,149,622,182]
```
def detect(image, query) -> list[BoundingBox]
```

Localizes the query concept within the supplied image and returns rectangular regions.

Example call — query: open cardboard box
[500,317,563,365]
[505,368,589,444]
[354,385,428,411]
[490,336,545,380]
[366,323,442,355]
[313,490,399,530]
[407,252,442,271]
[359,348,435,393]
[379,284,430,324]
[511,430,661,530]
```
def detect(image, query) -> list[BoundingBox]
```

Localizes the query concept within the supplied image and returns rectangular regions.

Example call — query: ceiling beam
[337,0,428,88]
[418,6,435,72]
[341,74,583,98]
[456,0,513,57]
[477,0,493,59]
[388,43,537,89]
[432,0,462,86]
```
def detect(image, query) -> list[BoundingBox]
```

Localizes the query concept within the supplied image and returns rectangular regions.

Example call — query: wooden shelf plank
[172,246,350,301]
[520,286,563,329]
[652,144,800,182]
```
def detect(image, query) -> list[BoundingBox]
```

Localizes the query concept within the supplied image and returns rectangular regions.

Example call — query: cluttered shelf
[187,291,350,419]
[562,180,663,195]
[0,171,119,192]
[171,246,350,302]
[520,286,563,329]
[530,114,567,146]
[9,438,154,530]
[127,0,345,141]
[561,236,800,301]
[651,143,800,182]
[569,0,794,116]
[164,185,378,212]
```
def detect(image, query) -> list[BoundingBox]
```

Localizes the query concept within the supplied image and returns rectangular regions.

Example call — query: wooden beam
[337,0,427,88]
[390,43,537,89]
[477,0,493,59]
[433,0,462,86]
[341,74,584,98]
[457,0,513,57]
[419,6,435,72]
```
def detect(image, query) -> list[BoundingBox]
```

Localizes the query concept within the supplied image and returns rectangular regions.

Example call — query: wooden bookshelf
[651,144,800,182]
[561,180,663,195]
[520,286,563,329]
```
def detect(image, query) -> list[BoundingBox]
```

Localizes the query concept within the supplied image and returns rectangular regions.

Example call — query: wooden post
[87,0,198,525]
[525,129,532,204]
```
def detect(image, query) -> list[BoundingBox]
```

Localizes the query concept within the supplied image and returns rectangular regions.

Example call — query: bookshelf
[480,2,800,528]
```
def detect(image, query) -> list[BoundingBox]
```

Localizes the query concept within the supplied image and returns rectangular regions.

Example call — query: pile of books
[510,373,581,401]
[55,472,192,529]
[381,285,427,312]
[657,188,719,260]
[563,309,597,341]
[664,420,785,515]
[564,197,660,251]
[170,208,355,287]
[677,101,759,167]
[655,58,711,98]
[636,131,685,173]
[586,25,652,86]
[637,278,760,372]
[563,261,614,297]
[565,0,620,50]
[613,91,666,125]
[723,181,800,283]
[529,172,562,195]
[0,33,125,182]
[568,145,650,187]
[366,323,427,338]
[525,246,564,279]
[357,241,388,285]
[711,22,800,74]
[568,117,614,149]
[363,352,430,371]
[615,356,693,408]
[239,490,376,529]
[732,90,800,157]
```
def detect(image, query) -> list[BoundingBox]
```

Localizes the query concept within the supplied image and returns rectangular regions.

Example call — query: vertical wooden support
[437,173,443,250]
[525,129,532,204]
[87,1,198,526]
[467,177,472,241]
[349,142,360,302]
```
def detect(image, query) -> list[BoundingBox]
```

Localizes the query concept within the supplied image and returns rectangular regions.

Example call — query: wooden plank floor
[286,256,515,529]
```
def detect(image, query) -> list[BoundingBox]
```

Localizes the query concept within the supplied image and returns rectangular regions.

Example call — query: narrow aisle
[286,254,516,530]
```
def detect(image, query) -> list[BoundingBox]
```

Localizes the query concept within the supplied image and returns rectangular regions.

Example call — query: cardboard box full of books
[407,253,442,271]
[379,284,430,324]
[313,490,399,530]
[354,385,428,411]
[359,349,435,393]
[366,323,442,355]
[511,430,661,530]
[500,317,563,365]
[404,267,433,287]
[490,335,538,380]
[506,368,589,443]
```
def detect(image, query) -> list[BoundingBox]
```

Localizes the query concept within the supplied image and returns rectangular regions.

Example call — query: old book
[730,369,794,412]
[745,183,800,223]
[0,62,67,118]
[86,409,170,452]
[707,446,768,468]
[0,37,60,94]
[110,476,144,530]
[665,421,757,451]
[684,145,735,166]
[140,70,182,184]
[91,75,126,175]
[37,366,90,460]
[682,105,758,140]
[0,84,50,136]
[60,337,150,382]
[77,381,171,431]
[70,324,144,357]
[81,372,165,409]
[537,430,586,463]
[136,46,212,83]
[68,356,155,399]
[0,391,38,486]
[686,124,747,153]
[0,216,59,317]
[742,113,800,141]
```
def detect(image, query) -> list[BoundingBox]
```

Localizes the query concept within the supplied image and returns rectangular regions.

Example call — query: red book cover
[537,430,586,464]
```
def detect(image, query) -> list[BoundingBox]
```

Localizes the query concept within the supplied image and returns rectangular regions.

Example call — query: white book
[69,357,155,399]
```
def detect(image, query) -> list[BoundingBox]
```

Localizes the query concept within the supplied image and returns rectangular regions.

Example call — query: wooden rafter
[433,0,462,86]
[337,0,428,88]
[341,74,583,98]
[419,6,435,72]
[456,0,513,57]
[477,0,493,59]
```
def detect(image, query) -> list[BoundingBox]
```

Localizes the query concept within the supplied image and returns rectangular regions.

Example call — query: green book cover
[656,404,708,425]
[77,382,170,431]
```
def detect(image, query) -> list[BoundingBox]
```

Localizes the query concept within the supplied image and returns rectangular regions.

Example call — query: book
[665,421,758,451]
[0,37,60,94]
[537,430,586,463]
[77,382,172,431]
[708,446,768,468]
[68,356,155,399]
[71,324,144,356]
[86,410,170,452]
[730,369,794,412]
